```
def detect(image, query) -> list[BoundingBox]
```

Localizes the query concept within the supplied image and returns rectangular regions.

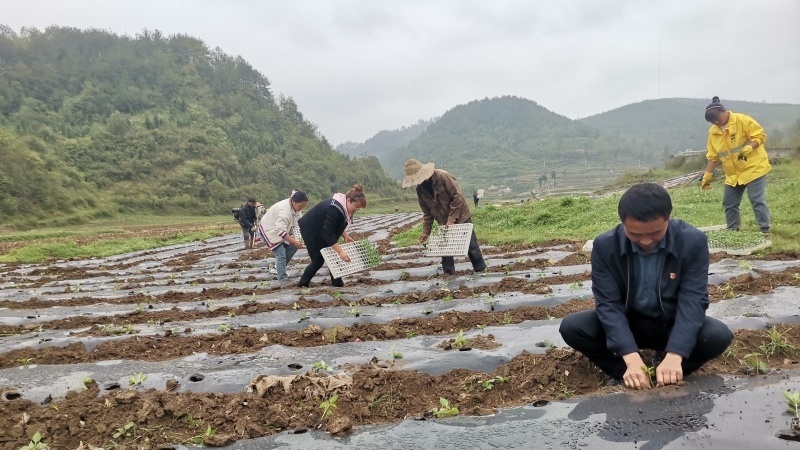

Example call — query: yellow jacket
[706,111,770,186]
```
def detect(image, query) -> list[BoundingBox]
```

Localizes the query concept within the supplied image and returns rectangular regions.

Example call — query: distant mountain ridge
[580,98,800,153]
[336,119,432,159]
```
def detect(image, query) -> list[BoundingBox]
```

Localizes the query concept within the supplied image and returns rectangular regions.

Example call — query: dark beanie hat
[704,96,725,122]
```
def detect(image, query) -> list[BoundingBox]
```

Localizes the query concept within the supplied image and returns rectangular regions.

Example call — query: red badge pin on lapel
[669,272,677,280]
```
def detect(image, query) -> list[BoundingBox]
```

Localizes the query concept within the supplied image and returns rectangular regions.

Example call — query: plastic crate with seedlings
[321,239,382,279]
[292,225,304,245]
[705,229,771,256]
[424,223,473,257]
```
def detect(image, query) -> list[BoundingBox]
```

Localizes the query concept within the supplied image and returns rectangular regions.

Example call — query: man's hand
[337,250,351,263]
[700,172,714,191]
[343,233,355,244]
[445,220,455,226]
[622,353,651,390]
[418,233,429,244]
[656,353,684,387]
[288,237,303,249]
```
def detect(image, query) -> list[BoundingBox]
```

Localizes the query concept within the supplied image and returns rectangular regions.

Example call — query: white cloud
[3,0,798,144]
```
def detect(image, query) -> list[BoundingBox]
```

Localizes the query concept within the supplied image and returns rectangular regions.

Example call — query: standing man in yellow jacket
[701,96,771,235]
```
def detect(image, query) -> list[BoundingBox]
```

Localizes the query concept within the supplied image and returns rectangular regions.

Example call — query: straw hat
[402,159,435,188]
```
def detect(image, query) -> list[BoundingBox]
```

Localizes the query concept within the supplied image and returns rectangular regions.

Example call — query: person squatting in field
[559,183,732,389]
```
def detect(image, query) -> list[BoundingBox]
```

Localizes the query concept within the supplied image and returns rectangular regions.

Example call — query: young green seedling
[112,421,135,439]
[18,431,48,450]
[128,372,147,386]
[741,352,768,375]
[319,393,339,419]
[453,330,468,348]
[641,365,656,387]
[312,360,333,373]
[390,344,403,359]
[431,397,460,418]
[783,390,800,419]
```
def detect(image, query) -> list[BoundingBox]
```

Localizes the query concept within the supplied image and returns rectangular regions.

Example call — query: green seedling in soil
[188,425,216,445]
[394,298,402,306]
[454,330,468,348]
[406,331,418,339]
[82,377,93,390]
[247,293,257,304]
[319,393,339,420]
[359,239,382,267]
[431,397,460,418]
[312,360,333,373]
[227,311,236,317]
[442,294,453,302]
[292,302,301,310]
[35,325,44,333]
[400,270,410,280]
[476,324,487,331]
[559,380,575,399]
[741,352,768,375]
[112,421,136,439]
[390,344,403,359]
[17,357,34,367]
[301,288,312,295]
[738,260,753,271]
[784,390,800,418]
[347,307,362,317]
[569,281,584,290]
[485,297,497,311]
[146,319,162,326]
[501,313,513,325]
[332,291,343,300]
[298,311,311,322]
[722,341,745,362]
[759,327,797,357]
[481,376,509,391]
[18,431,49,450]
[641,365,657,387]
[129,372,148,386]
[217,323,231,332]
[421,308,432,315]
[184,413,202,428]
[545,309,555,321]
[538,339,556,349]
[719,284,736,299]
[221,283,229,290]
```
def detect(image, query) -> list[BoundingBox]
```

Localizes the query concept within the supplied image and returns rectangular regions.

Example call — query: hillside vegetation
[0,26,402,228]
[581,98,800,153]
[336,119,432,159]
[378,96,648,194]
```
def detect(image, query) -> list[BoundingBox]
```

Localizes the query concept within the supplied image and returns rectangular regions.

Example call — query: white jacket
[258,198,301,250]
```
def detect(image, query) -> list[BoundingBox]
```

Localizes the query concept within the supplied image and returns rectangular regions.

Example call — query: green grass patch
[394,160,800,254]
[0,231,221,263]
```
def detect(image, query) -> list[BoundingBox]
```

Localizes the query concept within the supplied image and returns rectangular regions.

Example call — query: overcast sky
[3,0,799,145]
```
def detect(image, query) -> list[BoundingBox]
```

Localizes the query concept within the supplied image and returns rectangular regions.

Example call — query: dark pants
[559,310,732,380]
[240,224,255,242]
[441,218,486,274]
[297,244,344,288]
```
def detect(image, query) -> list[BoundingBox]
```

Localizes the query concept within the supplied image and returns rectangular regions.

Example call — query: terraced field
[2,213,800,449]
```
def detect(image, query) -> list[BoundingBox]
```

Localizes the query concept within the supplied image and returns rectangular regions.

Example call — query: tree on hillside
[0,26,403,225]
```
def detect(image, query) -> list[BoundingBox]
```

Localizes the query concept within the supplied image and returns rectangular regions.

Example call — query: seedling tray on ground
[705,229,772,256]
[424,223,473,257]
[321,239,382,279]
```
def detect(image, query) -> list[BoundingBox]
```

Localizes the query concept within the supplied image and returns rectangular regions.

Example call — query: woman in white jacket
[258,191,308,282]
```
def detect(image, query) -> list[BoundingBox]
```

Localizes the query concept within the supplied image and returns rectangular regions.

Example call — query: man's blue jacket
[591,219,710,359]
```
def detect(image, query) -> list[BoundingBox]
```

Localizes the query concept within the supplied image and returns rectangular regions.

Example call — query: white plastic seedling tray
[321,240,381,279]
[292,225,303,245]
[705,227,772,256]
[424,223,473,257]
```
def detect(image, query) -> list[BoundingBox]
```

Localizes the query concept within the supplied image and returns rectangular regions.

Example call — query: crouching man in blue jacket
[559,183,732,389]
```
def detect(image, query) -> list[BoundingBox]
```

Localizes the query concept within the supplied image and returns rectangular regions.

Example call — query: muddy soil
[3,213,800,450]
[2,327,799,450]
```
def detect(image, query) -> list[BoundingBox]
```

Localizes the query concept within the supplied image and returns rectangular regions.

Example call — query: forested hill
[336,119,432,158]
[377,96,642,190]
[581,98,800,153]
[0,26,401,226]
